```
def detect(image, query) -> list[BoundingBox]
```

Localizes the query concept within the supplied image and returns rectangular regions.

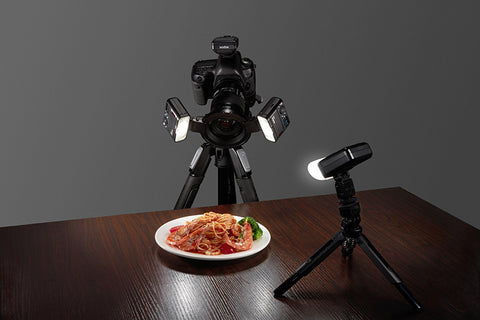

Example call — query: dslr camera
[191,35,259,147]
[164,35,289,148]
[191,35,257,108]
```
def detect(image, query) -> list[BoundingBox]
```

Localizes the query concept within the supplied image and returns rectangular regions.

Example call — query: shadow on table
[156,246,270,275]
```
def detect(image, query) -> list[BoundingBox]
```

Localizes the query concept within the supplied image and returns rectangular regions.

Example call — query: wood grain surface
[1,187,479,319]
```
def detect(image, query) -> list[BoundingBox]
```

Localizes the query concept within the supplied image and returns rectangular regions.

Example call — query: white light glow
[175,116,190,142]
[257,116,275,142]
[307,158,332,180]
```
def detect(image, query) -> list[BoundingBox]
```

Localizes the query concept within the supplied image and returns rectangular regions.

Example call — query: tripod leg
[174,144,212,209]
[228,147,259,202]
[357,234,422,310]
[274,232,344,297]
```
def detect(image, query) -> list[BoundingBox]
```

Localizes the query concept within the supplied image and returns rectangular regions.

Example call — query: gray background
[1,1,479,229]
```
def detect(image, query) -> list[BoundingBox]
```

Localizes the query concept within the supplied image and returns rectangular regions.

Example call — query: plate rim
[155,214,271,261]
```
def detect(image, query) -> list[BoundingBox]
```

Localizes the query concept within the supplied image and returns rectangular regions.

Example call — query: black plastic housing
[319,143,372,178]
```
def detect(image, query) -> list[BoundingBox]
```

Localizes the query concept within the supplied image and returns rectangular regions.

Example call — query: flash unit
[276,141,422,311]
[257,97,290,142]
[163,98,191,142]
[211,35,239,56]
[308,143,373,180]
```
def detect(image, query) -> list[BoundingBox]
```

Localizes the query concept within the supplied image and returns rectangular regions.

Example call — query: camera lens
[211,118,242,136]
[218,119,235,130]
[204,112,247,147]
[201,87,251,147]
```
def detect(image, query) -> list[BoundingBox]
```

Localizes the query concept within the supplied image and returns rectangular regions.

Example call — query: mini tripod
[274,171,422,310]
[174,142,258,209]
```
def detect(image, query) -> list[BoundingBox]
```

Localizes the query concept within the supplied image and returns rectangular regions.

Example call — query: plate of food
[155,212,271,261]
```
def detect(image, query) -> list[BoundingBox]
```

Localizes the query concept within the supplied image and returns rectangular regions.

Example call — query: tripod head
[163,36,290,148]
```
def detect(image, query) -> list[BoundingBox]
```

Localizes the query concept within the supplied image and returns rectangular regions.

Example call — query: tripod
[274,172,422,310]
[174,142,259,209]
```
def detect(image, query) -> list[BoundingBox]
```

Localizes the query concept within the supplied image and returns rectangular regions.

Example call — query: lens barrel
[202,86,251,147]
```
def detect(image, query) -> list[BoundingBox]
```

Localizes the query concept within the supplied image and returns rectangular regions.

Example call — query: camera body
[189,36,260,147]
[191,36,257,109]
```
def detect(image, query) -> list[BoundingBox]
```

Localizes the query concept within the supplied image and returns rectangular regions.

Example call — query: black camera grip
[192,82,207,105]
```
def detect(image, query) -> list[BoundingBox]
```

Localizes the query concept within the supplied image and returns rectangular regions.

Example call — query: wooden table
[1,187,479,319]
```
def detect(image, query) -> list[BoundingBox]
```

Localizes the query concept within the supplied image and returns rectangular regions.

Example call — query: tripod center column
[216,148,237,205]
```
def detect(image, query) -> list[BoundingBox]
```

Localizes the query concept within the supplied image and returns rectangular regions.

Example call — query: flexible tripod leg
[274,232,344,297]
[174,144,212,209]
[228,147,259,202]
[357,234,422,310]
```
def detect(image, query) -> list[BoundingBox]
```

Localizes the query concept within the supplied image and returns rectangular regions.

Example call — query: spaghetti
[166,212,253,255]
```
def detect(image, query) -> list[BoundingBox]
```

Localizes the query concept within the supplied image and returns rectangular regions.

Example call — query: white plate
[155,215,271,261]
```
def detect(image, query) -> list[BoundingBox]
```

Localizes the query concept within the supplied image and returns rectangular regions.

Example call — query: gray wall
[1,1,479,229]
